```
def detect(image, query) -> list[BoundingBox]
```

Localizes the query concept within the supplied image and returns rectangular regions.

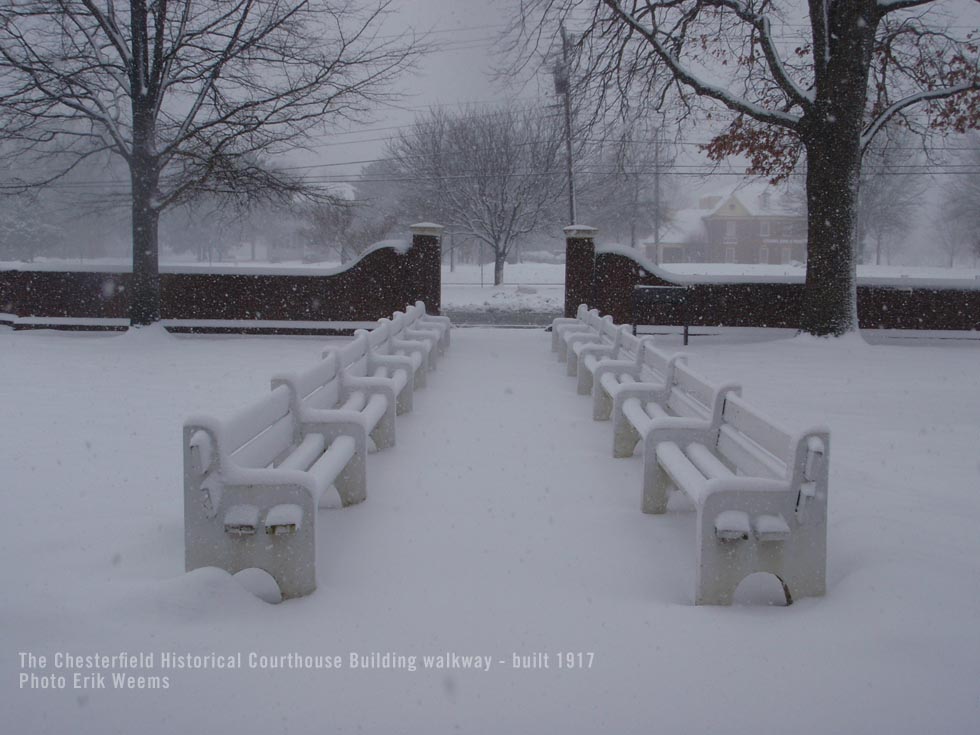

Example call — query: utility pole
[652,126,662,246]
[554,24,577,225]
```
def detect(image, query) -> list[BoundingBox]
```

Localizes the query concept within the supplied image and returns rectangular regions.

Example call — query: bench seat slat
[722,395,793,460]
[231,413,294,469]
[224,385,291,454]
[656,441,709,505]
[622,397,653,436]
[686,442,734,480]
[717,424,787,481]
[308,435,357,497]
[278,433,326,472]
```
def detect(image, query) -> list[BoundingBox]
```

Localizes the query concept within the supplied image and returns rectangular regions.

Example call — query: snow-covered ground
[2,325,979,733]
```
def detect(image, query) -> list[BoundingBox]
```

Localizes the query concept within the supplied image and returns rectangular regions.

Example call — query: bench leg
[269,520,318,600]
[334,443,367,508]
[396,381,414,415]
[371,400,396,451]
[612,412,641,458]
[641,452,671,514]
[695,493,826,606]
[593,384,613,421]
[576,360,594,395]
[566,349,582,377]
[185,483,319,600]
[413,361,427,390]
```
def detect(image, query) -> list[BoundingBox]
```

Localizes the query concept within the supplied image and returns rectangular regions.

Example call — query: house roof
[648,179,804,246]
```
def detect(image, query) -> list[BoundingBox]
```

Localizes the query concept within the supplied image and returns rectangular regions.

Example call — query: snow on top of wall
[0,239,413,276]
[598,244,980,290]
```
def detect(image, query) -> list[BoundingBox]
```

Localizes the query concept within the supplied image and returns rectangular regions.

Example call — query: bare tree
[856,127,927,264]
[0,1,422,324]
[299,198,397,263]
[0,192,65,262]
[941,133,980,266]
[511,1,980,335]
[389,105,565,285]
[578,119,676,248]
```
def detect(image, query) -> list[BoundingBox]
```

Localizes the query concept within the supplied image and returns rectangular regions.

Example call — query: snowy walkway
[3,326,980,734]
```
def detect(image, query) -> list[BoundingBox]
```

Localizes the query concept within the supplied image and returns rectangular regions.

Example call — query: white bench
[575,324,650,395]
[646,392,829,606]
[567,317,630,380]
[183,384,361,599]
[394,307,442,368]
[551,304,594,353]
[611,361,740,468]
[554,308,606,363]
[379,311,436,386]
[563,315,619,376]
[409,301,451,354]
[326,328,414,436]
[590,333,686,421]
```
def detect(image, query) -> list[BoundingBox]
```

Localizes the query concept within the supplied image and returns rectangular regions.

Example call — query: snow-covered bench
[408,301,451,354]
[378,311,436,386]
[646,392,829,605]
[551,304,595,353]
[564,314,621,377]
[612,361,739,466]
[325,327,415,431]
[183,383,362,599]
[590,332,687,421]
[554,307,606,362]
[574,322,654,396]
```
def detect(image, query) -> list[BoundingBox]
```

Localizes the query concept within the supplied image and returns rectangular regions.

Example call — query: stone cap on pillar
[563,225,598,239]
[410,223,445,238]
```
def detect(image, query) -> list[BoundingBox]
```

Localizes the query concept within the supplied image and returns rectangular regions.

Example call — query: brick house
[646,183,807,265]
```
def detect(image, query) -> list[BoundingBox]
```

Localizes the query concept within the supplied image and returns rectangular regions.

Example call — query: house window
[725,245,736,263]
[759,245,769,264]
[724,220,737,243]
[781,246,792,264]
[760,220,770,237]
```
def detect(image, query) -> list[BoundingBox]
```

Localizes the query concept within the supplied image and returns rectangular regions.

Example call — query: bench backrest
[324,332,370,379]
[272,352,343,418]
[718,393,828,488]
[666,362,740,425]
[387,311,410,340]
[405,302,426,328]
[638,337,683,377]
[219,384,297,469]
[618,331,642,362]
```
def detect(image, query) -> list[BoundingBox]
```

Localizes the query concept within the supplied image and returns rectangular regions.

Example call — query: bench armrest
[575,341,616,359]
[369,353,415,375]
[644,418,717,447]
[610,381,672,422]
[593,359,640,383]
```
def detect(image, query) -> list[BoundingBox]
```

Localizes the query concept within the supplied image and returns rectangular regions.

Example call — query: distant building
[645,183,807,265]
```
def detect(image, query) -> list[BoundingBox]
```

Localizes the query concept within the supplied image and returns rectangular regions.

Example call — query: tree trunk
[798,1,878,337]
[128,17,161,327]
[799,134,862,336]
[494,250,505,286]
[130,159,161,326]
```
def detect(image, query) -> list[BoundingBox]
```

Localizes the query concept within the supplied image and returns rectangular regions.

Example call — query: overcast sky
[298,0,531,178]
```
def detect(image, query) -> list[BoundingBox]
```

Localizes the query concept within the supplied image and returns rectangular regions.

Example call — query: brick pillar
[409,222,443,315]
[564,225,597,318]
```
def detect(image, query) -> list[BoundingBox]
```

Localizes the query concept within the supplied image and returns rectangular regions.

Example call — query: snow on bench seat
[591,332,686,421]
[645,392,829,606]
[564,315,620,377]
[413,301,452,352]
[550,304,597,354]
[184,383,363,599]
[555,308,609,363]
